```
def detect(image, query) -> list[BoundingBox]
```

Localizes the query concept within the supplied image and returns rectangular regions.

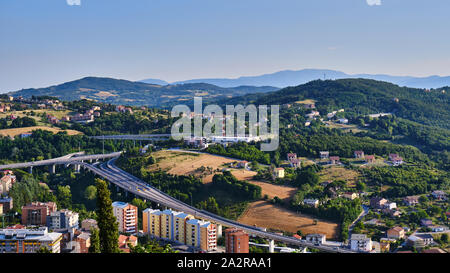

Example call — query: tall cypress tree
[88,228,101,253]
[95,178,119,253]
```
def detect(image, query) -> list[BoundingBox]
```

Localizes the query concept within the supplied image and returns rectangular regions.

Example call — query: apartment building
[143,208,217,252]
[350,234,373,252]
[161,209,175,240]
[143,208,162,237]
[0,227,63,253]
[21,202,57,226]
[112,202,138,234]
[47,209,79,230]
[186,219,217,252]
[173,212,194,244]
[225,228,249,253]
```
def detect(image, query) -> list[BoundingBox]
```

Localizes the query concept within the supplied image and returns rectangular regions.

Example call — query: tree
[37,246,51,253]
[89,228,101,253]
[56,185,72,209]
[95,179,119,253]
[84,185,97,200]
[441,233,449,244]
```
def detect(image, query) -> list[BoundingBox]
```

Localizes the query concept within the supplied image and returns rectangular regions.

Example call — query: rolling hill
[213,78,450,130]
[8,77,279,108]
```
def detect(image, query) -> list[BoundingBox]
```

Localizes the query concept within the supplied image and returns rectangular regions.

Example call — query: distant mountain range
[8,77,279,108]
[142,69,450,89]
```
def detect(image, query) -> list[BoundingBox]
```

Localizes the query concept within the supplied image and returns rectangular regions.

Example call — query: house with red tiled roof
[118,235,138,253]
[329,156,340,165]
[365,155,375,164]
[387,227,405,239]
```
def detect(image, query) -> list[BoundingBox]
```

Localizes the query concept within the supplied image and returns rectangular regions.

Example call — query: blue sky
[1,0,450,92]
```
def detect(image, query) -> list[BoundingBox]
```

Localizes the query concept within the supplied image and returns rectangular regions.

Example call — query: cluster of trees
[71,111,172,136]
[292,198,362,241]
[8,175,56,212]
[212,171,262,201]
[206,142,271,164]
[361,166,449,198]
[0,130,106,163]
[0,116,37,129]
[291,165,321,188]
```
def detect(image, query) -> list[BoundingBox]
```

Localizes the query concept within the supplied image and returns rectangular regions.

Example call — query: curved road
[79,157,356,253]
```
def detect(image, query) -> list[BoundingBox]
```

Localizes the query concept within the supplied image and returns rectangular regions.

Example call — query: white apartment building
[350,234,373,252]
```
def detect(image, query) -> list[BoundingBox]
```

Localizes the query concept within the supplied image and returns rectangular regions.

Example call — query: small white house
[303,199,319,208]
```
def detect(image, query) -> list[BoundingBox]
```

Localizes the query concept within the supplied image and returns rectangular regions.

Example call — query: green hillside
[8,77,278,108]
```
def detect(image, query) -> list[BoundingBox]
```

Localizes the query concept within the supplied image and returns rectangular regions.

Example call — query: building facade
[186,219,217,252]
[21,202,57,226]
[112,202,138,234]
[47,210,79,230]
[225,228,249,253]
[0,227,62,253]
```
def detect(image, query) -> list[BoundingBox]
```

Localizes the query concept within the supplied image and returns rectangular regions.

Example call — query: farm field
[147,150,236,183]
[0,126,83,138]
[238,200,339,240]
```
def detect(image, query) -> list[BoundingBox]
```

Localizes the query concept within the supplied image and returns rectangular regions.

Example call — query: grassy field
[238,200,339,239]
[0,126,82,138]
[147,150,235,183]
[294,99,317,105]
[319,165,361,187]
[324,121,367,133]
[0,109,73,119]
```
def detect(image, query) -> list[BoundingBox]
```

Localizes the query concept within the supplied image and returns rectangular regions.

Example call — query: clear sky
[1,0,450,92]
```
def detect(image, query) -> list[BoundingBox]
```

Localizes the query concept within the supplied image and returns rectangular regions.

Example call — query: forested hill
[8,77,278,108]
[215,78,450,130]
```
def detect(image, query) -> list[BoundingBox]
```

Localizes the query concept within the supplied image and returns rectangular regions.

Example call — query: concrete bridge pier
[28,166,33,174]
[269,240,275,253]
[49,164,56,174]
[73,164,81,173]
[217,224,223,238]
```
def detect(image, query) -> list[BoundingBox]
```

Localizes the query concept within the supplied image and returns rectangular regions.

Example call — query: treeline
[0,129,139,163]
[8,175,56,212]
[292,198,362,241]
[0,116,37,129]
[0,130,106,162]
[206,142,271,164]
[362,166,449,198]
[212,171,262,201]
[71,111,172,136]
